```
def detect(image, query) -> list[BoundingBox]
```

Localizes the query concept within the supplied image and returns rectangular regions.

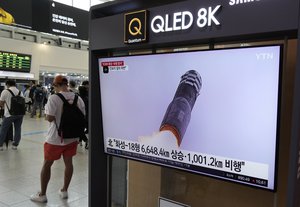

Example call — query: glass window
[52,0,114,10]
[91,0,107,6]
[53,0,72,6]
[73,0,90,11]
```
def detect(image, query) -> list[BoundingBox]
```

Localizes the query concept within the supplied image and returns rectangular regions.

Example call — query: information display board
[98,45,281,190]
[0,51,31,73]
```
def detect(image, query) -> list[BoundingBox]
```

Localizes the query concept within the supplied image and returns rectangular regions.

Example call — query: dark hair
[53,75,68,86]
[5,79,16,87]
[60,78,68,86]
[82,80,89,86]
[69,80,76,88]
[78,85,88,97]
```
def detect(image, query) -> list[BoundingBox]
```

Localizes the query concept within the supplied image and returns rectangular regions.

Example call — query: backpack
[55,93,85,139]
[6,89,26,116]
[29,86,36,99]
[35,88,44,102]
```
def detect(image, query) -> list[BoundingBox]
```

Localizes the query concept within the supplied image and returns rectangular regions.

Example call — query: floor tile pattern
[0,114,88,207]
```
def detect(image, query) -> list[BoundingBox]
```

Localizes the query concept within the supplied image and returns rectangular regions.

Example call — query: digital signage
[98,45,281,190]
[0,51,31,73]
[0,0,32,28]
[50,2,89,40]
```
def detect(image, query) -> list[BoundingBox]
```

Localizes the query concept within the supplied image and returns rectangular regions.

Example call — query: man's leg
[31,102,37,117]
[61,156,73,192]
[40,160,54,196]
[38,102,43,117]
[28,102,31,112]
[12,115,24,146]
[0,117,13,147]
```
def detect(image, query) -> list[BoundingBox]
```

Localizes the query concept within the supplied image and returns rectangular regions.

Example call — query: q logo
[124,10,148,44]
[129,18,142,36]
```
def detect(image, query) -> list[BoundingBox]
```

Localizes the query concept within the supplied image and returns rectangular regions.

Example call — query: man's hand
[0,100,5,108]
[45,114,55,122]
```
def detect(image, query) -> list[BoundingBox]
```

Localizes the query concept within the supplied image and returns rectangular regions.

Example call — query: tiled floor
[0,114,88,207]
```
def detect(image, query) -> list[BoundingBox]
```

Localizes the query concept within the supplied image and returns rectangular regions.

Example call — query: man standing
[78,81,89,148]
[0,80,24,151]
[30,84,45,118]
[29,80,36,106]
[30,75,85,203]
[24,85,32,112]
[68,80,78,94]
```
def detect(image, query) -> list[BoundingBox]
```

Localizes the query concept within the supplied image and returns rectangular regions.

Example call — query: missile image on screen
[139,70,202,148]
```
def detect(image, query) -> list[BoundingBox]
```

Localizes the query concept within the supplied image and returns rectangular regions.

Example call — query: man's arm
[0,100,4,108]
[45,114,55,122]
[44,94,56,122]
[0,90,7,108]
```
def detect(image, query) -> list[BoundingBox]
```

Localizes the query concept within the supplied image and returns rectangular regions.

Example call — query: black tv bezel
[97,44,283,192]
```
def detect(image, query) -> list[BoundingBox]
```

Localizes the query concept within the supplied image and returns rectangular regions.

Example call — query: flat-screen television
[0,0,32,29]
[49,2,89,40]
[98,45,281,191]
[0,51,31,73]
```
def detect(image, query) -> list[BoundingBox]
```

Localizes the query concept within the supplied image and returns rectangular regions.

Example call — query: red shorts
[44,141,78,161]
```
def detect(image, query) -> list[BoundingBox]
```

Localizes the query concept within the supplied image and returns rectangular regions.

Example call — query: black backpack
[55,93,85,139]
[35,88,44,102]
[29,86,36,99]
[6,89,26,116]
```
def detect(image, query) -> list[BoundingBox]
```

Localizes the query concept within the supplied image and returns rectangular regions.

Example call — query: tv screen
[0,0,32,29]
[98,45,281,190]
[0,51,31,73]
[49,2,89,40]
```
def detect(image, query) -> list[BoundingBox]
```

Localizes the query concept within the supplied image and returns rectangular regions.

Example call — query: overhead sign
[124,10,148,44]
[229,0,258,6]
[50,2,89,40]
[0,51,31,73]
[91,0,298,50]
[151,5,222,34]
[0,71,34,79]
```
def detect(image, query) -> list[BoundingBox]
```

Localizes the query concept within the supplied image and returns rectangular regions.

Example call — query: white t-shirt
[44,91,86,146]
[0,86,24,117]
[24,89,31,103]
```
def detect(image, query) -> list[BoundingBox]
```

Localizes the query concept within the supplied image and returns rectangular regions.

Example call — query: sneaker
[11,145,17,150]
[0,146,3,151]
[30,192,47,203]
[58,189,68,199]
